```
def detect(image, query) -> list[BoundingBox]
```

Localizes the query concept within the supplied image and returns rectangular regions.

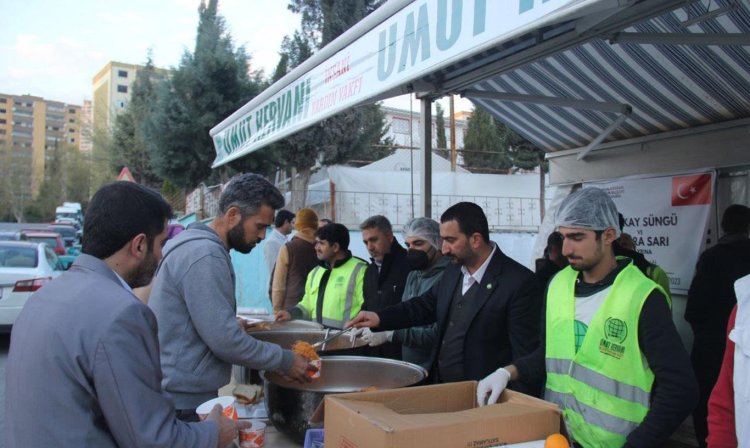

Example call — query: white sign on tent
[211,0,602,167]
[586,171,715,294]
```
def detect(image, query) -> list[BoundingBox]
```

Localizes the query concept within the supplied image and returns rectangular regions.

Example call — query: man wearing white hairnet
[361,217,451,370]
[476,187,698,447]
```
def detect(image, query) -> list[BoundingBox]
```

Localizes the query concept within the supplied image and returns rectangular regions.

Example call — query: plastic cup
[308,359,322,379]
[239,420,266,447]
[196,396,237,420]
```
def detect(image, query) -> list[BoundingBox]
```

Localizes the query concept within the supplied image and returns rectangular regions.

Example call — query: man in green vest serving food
[477,187,698,447]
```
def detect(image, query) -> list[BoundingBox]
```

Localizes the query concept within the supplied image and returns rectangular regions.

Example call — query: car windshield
[0,246,38,268]
[27,237,59,248]
[50,227,76,238]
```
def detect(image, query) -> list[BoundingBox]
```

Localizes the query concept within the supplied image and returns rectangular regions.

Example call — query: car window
[0,246,38,268]
[29,237,59,248]
[45,247,62,270]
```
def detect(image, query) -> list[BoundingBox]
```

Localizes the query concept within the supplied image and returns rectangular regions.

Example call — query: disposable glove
[362,328,393,347]
[476,367,511,407]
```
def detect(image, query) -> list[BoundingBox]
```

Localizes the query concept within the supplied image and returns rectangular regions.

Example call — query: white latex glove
[361,328,393,347]
[476,367,511,407]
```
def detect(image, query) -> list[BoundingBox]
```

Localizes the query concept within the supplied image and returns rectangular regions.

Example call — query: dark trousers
[691,335,726,448]
[175,408,200,422]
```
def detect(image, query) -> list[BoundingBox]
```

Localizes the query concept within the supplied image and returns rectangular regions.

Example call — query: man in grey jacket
[150,173,310,420]
[6,182,244,448]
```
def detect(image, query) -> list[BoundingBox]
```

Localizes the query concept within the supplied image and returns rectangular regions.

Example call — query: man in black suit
[348,202,542,394]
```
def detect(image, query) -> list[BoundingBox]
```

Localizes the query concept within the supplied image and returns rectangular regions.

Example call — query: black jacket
[377,247,542,394]
[362,239,412,360]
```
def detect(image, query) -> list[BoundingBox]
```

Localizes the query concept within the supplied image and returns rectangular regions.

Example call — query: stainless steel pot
[263,356,428,443]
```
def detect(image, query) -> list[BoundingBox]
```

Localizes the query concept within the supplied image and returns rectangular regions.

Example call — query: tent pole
[420,98,432,219]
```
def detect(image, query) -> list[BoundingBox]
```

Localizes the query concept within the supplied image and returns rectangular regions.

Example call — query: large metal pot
[263,356,427,443]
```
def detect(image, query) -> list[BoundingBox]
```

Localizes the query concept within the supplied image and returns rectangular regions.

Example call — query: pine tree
[435,102,448,161]
[275,0,391,209]
[110,55,162,187]
[146,0,272,188]
[462,106,512,173]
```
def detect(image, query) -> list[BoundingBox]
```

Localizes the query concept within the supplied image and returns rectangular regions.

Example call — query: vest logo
[334,276,345,287]
[599,317,628,359]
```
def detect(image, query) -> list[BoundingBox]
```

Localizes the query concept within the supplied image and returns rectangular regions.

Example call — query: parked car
[20,231,66,256]
[45,223,79,247]
[0,241,65,331]
[0,231,27,241]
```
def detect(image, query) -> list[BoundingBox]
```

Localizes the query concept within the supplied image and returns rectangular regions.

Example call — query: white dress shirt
[460,243,497,295]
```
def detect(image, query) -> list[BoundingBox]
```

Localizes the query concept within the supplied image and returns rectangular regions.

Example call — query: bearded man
[149,174,310,421]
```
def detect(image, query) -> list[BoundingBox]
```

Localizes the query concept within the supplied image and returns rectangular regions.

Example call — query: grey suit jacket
[5,254,217,447]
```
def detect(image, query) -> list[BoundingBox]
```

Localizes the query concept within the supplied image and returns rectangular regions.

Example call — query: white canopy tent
[212,0,750,347]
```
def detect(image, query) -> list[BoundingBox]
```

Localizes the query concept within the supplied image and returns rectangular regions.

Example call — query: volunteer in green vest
[276,223,366,329]
[476,187,698,447]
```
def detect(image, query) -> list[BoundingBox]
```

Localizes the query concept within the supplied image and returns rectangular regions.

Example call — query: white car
[0,241,66,331]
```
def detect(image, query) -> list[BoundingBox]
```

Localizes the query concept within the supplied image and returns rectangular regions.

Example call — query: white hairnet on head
[402,217,441,249]
[555,187,621,238]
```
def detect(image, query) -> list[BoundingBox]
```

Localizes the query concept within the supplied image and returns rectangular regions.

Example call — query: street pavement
[0,333,9,448]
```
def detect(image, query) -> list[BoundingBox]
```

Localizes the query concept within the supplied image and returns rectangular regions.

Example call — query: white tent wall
[328,165,551,233]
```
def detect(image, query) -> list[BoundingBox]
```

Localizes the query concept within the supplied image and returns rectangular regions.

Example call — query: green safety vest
[297,257,366,329]
[544,261,670,447]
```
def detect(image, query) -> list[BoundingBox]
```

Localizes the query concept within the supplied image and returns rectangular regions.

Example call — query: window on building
[117,85,128,93]
[118,70,128,78]
[0,118,5,124]
[68,108,76,114]
[68,128,75,133]
[69,138,76,144]
[392,117,411,134]
[68,118,75,123]
[0,108,5,114]
[0,98,6,103]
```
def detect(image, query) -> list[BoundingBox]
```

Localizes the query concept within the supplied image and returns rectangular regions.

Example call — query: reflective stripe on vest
[544,389,638,438]
[545,358,651,408]
[544,261,667,447]
[320,263,365,328]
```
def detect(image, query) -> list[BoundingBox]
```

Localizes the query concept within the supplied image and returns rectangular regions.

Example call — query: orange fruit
[544,433,570,448]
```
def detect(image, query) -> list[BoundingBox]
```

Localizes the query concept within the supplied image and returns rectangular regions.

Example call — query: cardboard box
[315,381,560,448]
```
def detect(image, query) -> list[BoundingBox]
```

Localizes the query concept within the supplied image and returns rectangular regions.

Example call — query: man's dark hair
[274,210,295,228]
[618,213,626,232]
[316,223,350,251]
[82,182,173,259]
[440,202,490,243]
[547,231,563,249]
[218,173,284,218]
[721,204,750,234]
[359,215,392,234]
[319,218,333,227]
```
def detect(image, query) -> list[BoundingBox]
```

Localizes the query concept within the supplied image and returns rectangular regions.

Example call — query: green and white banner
[211,0,601,167]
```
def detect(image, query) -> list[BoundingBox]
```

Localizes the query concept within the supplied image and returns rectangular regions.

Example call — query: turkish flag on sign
[671,174,712,206]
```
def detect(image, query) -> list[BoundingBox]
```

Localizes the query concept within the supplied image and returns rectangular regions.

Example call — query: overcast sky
[0,0,471,112]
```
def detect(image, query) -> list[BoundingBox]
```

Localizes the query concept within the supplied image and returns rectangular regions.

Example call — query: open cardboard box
[310,381,561,448]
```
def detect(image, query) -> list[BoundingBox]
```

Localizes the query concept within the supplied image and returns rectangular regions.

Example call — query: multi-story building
[0,93,81,200]
[91,61,169,135]
[382,105,468,151]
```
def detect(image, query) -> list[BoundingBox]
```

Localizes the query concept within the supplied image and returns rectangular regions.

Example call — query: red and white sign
[671,173,712,206]
[586,171,715,294]
[117,167,135,183]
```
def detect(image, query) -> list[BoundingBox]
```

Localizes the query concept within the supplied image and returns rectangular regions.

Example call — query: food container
[239,420,266,447]
[263,356,427,443]
[196,396,237,420]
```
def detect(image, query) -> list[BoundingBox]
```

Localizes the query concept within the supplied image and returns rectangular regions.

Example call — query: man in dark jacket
[359,215,413,359]
[686,203,750,447]
[349,203,542,393]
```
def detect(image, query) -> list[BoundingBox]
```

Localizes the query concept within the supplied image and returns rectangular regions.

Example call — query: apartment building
[0,93,81,199]
[91,61,169,135]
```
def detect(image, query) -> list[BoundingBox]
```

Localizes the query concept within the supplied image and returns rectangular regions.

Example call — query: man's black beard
[228,221,257,254]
